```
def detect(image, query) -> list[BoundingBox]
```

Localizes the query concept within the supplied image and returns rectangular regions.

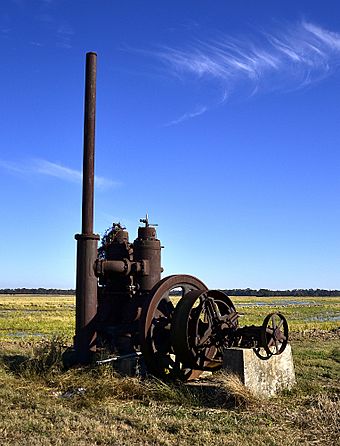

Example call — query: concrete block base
[222,344,296,397]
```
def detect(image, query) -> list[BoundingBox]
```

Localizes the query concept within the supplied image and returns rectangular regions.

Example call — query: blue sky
[1,0,340,289]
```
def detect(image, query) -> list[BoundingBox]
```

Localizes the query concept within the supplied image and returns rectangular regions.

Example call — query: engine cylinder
[133,226,162,292]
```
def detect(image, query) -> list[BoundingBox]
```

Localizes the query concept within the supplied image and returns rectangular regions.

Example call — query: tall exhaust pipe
[74,52,100,363]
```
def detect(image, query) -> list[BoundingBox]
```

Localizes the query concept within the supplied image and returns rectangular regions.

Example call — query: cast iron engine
[93,217,288,380]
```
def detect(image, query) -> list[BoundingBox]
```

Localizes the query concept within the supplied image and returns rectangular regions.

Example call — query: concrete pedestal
[222,344,296,397]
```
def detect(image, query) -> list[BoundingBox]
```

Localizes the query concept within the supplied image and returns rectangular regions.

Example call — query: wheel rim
[140,275,208,379]
[260,312,288,357]
[171,289,238,371]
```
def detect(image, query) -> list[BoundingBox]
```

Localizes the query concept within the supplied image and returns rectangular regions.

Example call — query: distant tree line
[0,288,339,297]
[0,288,75,295]
[223,288,340,297]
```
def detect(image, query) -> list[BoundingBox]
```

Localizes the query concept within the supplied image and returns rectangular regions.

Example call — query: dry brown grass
[0,335,339,445]
[212,372,259,408]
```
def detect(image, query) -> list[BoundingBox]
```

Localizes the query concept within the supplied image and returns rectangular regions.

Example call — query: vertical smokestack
[74,52,100,363]
[82,52,97,235]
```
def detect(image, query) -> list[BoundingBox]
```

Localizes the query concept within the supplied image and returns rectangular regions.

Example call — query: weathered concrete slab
[222,344,296,397]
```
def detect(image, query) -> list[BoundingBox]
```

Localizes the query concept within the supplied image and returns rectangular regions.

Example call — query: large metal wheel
[171,290,238,371]
[260,312,288,358]
[140,275,208,380]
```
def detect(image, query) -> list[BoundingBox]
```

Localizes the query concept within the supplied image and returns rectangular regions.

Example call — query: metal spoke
[268,338,275,347]
[141,274,208,380]
[197,326,212,346]
[182,284,194,295]
[260,312,289,358]
[198,351,206,368]
[271,314,277,330]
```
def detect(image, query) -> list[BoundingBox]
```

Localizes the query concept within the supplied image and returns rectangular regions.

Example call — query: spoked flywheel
[171,289,239,371]
[140,275,208,380]
[259,312,288,359]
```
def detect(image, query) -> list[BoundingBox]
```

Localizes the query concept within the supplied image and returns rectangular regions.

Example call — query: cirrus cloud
[0,158,119,190]
[146,20,340,124]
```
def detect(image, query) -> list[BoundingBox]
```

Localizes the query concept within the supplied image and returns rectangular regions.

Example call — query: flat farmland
[0,295,75,341]
[0,294,339,445]
[0,294,339,341]
[231,295,340,330]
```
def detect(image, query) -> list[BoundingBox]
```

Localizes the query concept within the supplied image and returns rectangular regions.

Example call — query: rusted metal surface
[74,52,99,363]
[261,312,288,356]
[74,233,99,362]
[133,220,162,292]
[81,52,97,235]
[139,274,208,380]
[171,289,238,371]
[170,290,289,371]
[95,219,163,356]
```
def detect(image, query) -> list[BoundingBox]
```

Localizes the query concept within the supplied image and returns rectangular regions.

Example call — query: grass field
[0,294,339,341]
[0,294,339,445]
[0,295,75,341]
[232,295,340,330]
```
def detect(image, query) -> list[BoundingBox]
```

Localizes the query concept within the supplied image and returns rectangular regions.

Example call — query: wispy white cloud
[164,106,207,126]
[0,159,26,174]
[35,159,82,183]
[56,23,74,49]
[149,20,340,119]
[35,160,116,189]
[0,159,118,190]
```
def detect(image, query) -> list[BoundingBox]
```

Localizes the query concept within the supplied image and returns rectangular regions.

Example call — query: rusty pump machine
[73,53,289,380]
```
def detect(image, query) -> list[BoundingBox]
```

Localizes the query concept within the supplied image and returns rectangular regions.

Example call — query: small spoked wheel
[171,289,238,371]
[140,275,208,380]
[260,312,288,358]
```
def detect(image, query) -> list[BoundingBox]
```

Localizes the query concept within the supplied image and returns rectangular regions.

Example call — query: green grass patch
[0,295,75,341]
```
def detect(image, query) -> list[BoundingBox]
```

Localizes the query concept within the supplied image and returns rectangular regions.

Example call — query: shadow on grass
[0,353,28,372]
[0,336,66,377]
